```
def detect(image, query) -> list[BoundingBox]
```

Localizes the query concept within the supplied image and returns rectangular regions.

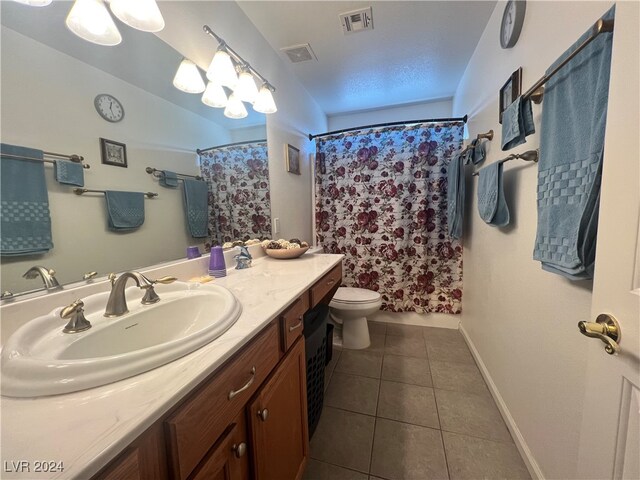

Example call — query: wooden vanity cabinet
[248,337,309,480]
[93,263,342,480]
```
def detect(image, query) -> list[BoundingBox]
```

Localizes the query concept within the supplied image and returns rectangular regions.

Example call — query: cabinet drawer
[165,323,279,480]
[309,263,342,307]
[280,295,309,352]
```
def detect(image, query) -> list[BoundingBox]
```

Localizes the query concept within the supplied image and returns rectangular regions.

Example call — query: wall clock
[500,0,526,49]
[94,94,124,123]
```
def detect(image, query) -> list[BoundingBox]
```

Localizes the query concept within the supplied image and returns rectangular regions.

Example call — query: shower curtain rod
[197,139,267,155]
[308,115,468,140]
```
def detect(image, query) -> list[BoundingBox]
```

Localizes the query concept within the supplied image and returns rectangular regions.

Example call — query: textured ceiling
[238,1,497,115]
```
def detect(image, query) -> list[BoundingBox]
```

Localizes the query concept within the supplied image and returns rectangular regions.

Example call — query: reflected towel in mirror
[53,159,84,187]
[182,179,208,238]
[104,191,145,231]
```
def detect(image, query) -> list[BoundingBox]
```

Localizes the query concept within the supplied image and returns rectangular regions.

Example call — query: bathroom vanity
[0,252,343,480]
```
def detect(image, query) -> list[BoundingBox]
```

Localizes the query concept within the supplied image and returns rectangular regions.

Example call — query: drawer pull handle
[258,408,269,421]
[232,442,247,458]
[228,367,256,400]
[326,279,336,286]
[289,318,303,332]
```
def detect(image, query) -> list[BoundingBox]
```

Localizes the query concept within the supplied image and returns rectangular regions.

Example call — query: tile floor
[304,322,530,480]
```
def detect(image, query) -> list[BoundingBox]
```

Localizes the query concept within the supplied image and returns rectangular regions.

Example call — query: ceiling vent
[339,7,373,34]
[280,43,317,63]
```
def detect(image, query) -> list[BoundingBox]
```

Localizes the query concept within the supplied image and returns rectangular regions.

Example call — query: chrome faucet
[22,266,61,290]
[104,271,177,317]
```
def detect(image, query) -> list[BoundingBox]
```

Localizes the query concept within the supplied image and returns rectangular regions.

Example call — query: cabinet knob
[257,408,269,421]
[232,442,247,458]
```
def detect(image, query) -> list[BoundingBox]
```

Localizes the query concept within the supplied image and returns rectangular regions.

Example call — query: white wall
[327,98,452,131]
[0,27,231,293]
[452,2,632,478]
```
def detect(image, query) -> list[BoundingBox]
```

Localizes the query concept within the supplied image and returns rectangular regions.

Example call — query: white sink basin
[1,282,241,398]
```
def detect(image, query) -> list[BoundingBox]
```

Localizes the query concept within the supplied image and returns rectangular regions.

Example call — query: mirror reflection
[0,2,269,296]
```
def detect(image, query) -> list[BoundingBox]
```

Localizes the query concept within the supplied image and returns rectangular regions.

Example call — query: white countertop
[0,252,343,480]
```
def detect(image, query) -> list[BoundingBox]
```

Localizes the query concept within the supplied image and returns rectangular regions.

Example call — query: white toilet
[329,287,382,349]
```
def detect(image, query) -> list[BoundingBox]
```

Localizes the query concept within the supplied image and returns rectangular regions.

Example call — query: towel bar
[1,151,90,169]
[472,149,538,176]
[523,18,614,104]
[73,188,158,198]
[145,167,202,181]
[459,129,494,156]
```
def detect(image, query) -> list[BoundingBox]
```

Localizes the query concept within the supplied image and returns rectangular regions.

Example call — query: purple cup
[187,246,201,259]
[209,246,226,276]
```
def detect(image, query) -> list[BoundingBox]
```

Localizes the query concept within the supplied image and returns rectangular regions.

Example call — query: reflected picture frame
[286,144,300,175]
[499,67,522,124]
[100,137,127,168]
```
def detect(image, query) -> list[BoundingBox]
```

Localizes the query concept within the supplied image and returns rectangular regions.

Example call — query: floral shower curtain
[315,122,464,313]
[199,141,271,246]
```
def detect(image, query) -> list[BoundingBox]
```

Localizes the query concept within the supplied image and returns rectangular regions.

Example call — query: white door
[576,3,640,479]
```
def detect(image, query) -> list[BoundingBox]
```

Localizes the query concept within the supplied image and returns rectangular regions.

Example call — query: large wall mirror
[0,2,270,296]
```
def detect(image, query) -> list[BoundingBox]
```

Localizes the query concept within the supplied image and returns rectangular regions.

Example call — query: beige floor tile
[368,321,387,336]
[303,459,369,480]
[430,361,488,394]
[435,389,513,443]
[384,335,427,358]
[381,354,432,387]
[377,381,440,429]
[443,431,530,479]
[423,327,466,346]
[426,342,475,365]
[385,323,424,337]
[325,349,342,392]
[362,333,386,354]
[309,407,375,473]
[370,418,448,480]
[325,372,380,415]
[336,351,383,378]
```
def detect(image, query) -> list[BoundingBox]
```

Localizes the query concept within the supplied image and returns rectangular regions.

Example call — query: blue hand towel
[0,143,53,256]
[183,179,208,238]
[447,153,465,239]
[501,96,535,151]
[53,159,84,187]
[160,170,178,188]
[104,191,145,231]
[477,162,510,227]
[533,6,614,280]
[465,138,485,165]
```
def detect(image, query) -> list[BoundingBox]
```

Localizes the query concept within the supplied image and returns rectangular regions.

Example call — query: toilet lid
[331,287,381,304]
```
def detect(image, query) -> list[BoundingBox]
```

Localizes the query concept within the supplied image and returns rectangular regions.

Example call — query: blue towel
[533,6,614,280]
[183,179,208,238]
[104,191,145,231]
[465,138,485,165]
[160,170,178,188]
[53,159,84,187]
[501,96,535,151]
[447,153,465,239]
[477,162,510,227]
[0,143,53,256]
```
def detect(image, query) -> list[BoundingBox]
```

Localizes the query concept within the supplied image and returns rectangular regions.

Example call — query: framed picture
[100,138,127,168]
[499,67,522,124]
[285,144,300,175]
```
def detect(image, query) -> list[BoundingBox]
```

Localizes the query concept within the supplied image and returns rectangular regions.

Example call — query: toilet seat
[330,287,381,305]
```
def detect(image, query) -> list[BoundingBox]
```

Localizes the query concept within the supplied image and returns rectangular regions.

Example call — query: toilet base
[331,314,370,349]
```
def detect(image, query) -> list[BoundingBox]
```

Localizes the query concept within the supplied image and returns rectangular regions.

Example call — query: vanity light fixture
[206,48,239,89]
[202,82,228,108]
[235,67,259,104]
[224,93,248,119]
[253,83,277,114]
[109,0,165,33]
[173,58,206,94]
[12,0,53,6]
[66,0,122,46]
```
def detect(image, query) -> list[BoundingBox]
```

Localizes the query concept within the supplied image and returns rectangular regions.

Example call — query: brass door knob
[232,442,247,458]
[258,408,269,421]
[578,313,621,355]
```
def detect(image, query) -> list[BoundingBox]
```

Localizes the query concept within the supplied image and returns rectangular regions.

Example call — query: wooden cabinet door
[248,337,309,480]
[190,412,249,480]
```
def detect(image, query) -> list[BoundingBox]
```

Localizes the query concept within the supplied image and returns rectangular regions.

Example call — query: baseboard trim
[369,311,459,329]
[459,324,545,480]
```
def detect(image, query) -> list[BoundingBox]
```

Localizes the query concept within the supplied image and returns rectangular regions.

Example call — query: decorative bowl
[264,246,309,259]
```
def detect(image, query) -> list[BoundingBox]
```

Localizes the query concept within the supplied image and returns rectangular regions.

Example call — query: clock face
[94,94,124,123]
[500,0,526,49]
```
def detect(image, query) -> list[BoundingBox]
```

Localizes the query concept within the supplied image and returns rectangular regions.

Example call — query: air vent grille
[340,7,373,34]
[280,43,317,63]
